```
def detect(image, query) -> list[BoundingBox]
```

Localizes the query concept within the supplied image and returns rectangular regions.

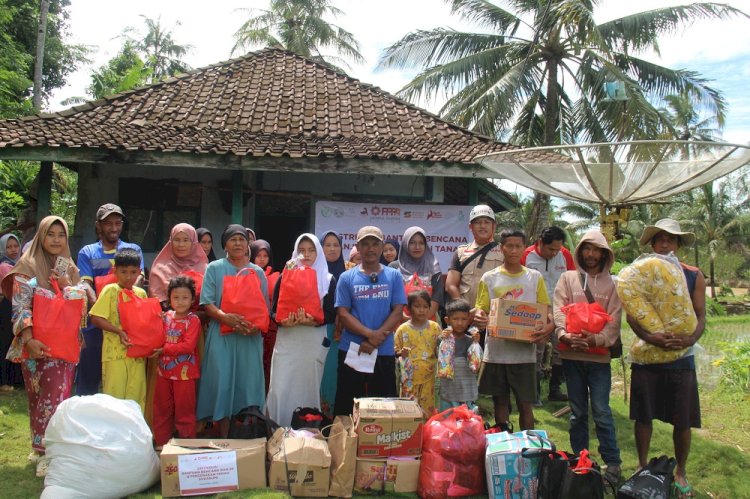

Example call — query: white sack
[41,394,160,498]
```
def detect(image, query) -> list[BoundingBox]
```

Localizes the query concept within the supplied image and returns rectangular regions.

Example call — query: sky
[51,0,750,160]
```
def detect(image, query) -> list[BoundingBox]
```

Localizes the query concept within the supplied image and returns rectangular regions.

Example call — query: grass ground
[1,315,748,498]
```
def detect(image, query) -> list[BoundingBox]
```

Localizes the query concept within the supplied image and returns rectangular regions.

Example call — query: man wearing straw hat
[628,218,706,498]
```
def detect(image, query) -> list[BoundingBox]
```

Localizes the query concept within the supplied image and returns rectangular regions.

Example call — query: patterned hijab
[288,233,333,299]
[0,234,21,265]
[396,226,441,280]
[1,216,80,298]
[149,223,208,302]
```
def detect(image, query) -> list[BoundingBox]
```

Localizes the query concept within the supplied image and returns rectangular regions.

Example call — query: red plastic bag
[219,267,270,334]
[117,288,165,358]
[558,302,613,356]
[30,281,83,363]
[94,268,117,296]
[275,266,324,324]
[403,273,433,318]
[418,405,486,498]
[180,269,204,310]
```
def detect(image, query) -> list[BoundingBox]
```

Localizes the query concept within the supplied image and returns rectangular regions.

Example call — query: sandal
[673,476,694,498]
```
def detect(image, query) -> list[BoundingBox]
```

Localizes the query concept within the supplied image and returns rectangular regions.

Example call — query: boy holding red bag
[89,249,150,411]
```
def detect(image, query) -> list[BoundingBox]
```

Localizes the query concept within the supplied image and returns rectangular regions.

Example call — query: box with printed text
[160,438,266,497]
[353,398,424,458]
[487,298,549,342]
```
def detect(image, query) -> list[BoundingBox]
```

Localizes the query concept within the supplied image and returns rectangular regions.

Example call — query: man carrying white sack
[553,229,622,484]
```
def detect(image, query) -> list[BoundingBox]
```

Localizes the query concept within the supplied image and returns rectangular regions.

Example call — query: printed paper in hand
[345,342,377,373]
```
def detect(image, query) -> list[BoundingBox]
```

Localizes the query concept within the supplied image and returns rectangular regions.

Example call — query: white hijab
[288,233,333,299]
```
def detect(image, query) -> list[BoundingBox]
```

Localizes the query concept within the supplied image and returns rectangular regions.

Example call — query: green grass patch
[2,316,750,498]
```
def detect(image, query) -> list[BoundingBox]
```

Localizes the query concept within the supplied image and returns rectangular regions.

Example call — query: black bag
[290,406,332,432]
[522,432,614,499]
[227,405,279,440]
[617,455,676,499]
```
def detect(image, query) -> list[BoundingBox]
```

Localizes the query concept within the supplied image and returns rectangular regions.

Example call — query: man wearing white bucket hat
[629,218,705,498]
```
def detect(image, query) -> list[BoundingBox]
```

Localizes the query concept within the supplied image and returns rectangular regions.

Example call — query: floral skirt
[21,358,76,452]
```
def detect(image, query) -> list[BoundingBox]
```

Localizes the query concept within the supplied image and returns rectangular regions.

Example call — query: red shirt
[159,310,200,380]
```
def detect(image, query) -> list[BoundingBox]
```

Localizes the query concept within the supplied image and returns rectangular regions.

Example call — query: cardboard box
[267,429,331,497]
[353,398,424,458]
[485,430,551,499]
[160,438,266,497]
[487,299,549,342]
[354,457,420,494]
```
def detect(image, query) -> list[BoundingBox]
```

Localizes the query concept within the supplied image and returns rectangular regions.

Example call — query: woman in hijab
[319,230,345,415]
[0,234,21,264]
[196,224,268,437]
[149,224,209,307]
[145,224,208,427]
[380,239,400,266]
[250,239,280,393]
[196,228,217,262]
[1,233,24,390]
[391,226,444,321]
[1,216,85,475]
[266,233,336,427]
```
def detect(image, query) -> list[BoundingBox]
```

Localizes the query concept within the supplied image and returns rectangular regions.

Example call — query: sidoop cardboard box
[354,457,420,494]
[487,298,549,342]
[160,438,266,497]
[485,430,552,499]
[353,398,424,458]
[267,428,331,497]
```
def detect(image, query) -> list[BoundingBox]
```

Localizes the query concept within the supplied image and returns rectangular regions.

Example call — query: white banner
[314,201,474,272]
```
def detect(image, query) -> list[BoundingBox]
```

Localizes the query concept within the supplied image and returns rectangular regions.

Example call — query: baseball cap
[96,203,124,221]
[356,226,384,243]
[469,204,495,222]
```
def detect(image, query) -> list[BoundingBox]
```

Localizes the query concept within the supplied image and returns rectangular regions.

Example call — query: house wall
[71,163,439,266]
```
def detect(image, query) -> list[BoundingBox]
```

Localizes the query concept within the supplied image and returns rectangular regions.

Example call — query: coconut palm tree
[379,0,745,237]
[123,16,192,83]
[232,0,364,71]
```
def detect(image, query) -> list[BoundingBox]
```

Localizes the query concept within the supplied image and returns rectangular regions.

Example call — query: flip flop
[673,477,694,498]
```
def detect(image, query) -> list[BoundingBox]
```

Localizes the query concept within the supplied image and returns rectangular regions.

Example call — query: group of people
[0,202,703,496]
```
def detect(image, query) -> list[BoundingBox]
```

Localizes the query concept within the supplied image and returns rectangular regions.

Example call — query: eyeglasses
[369,273,378,284]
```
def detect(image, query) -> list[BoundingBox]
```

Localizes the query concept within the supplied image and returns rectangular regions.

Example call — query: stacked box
[354,457,420,494]
[485,430,552,499]
[353,398,424,458]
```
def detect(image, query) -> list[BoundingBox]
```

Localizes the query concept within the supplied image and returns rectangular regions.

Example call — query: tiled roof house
[0,48,520,261]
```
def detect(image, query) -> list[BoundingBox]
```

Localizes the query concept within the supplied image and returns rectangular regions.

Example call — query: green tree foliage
[3,0,89,107]
[0,160,77,233]
[233,0,364,71]
[0,0,34,118]
[122,16,192,83]
[88,42,151,99]
[379,0,741,145]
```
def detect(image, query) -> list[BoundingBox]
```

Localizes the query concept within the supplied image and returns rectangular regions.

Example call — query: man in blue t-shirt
[333,226,406,416]
[75,203,144,395]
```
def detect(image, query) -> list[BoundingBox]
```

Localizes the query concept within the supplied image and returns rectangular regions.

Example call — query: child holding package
[439,298,481,411]
[395,290,441,415]
[89,249,148,411]
[151,276,201,448]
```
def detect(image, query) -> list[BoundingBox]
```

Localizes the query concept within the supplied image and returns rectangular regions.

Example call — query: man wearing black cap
[75,203,144,395]
[333,226,407,416]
